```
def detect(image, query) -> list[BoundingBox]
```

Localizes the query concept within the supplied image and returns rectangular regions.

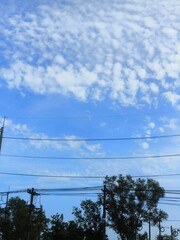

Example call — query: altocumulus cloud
[0,0,180,107]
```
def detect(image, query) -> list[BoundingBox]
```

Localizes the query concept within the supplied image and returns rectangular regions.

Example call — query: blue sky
[0,0,180,238]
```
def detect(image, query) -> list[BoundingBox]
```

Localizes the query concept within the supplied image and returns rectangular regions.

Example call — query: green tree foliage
[0,197,48,240]
[103,175,168,240]
[73,199,104,240]
[138,232,148,240]
[48,213,84,240]
[0,175,168,240]
[65,220,84,240]
[50,213,67,239]
[150,209,168,227]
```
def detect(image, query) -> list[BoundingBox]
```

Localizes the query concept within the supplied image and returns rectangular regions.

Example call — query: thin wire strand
[2,171,180,179]
[1,153,180,160]
[0,172,104,178]
[3,133,180,142]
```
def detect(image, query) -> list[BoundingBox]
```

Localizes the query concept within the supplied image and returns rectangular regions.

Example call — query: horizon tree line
[0,175,173,240]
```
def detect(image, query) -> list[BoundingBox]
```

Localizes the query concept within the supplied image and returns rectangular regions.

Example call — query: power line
[3,133,180,142]
[166,220,180,222]
[163,196,180,200]
[2,171,180,179]
[39,193,99,197]
[159,202,180,206]
[0,186,101,195]
[0,189,27,195]
[0,172,104,178]
[35,186,101,192]
[26,186,180,195]
[1,153,180,160]
[160,199,180,203]
[2,109,178,121]
[133,173,180,178]
[2,186,180,207]
[1,186,180,196]
[34,186,101,197]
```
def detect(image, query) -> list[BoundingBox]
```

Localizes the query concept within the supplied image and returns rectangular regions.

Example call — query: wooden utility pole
[0,127,3,154]
[102,184,107,240]
[0,117,6,154]
[158,221,161,240]
[4,192,9,219]
[27,188,38,240]
[2,191,9,240]
[148,216,151,240]
[170,226,173,240]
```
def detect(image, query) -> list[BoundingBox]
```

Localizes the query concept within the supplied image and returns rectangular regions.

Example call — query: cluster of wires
[2,186,180,206]
[34,186,101,197]
[1,118,180,207]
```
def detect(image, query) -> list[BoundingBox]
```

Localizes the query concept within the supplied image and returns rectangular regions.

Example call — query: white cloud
[100,122,107,127]
[0,0,180,107]
[148,122,155,129]
[3,118,101,153]
[140,142,149,150]
[137,117,180,151]
[150,83,159,94]
[164,91,180,108]
[164,118,178,130]
[159,127,164,133]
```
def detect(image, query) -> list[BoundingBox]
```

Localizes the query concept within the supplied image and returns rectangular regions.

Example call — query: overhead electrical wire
[2,185,180,196]
[160,199,180,203]
[1,186,180,208]
[1,186,178,195]
[3,133,180,142]
[0,171,105,178]
[0,189,27,195]
[39,193,99,197]
[133,173,180,178]
[2,171,180,179]
[1,153,180,160]
[163,196,180,200]
[0,186,101,196]
[166,220,180,222]
[32,186,180,194]
[158,202,180,206]
[1,110,177,120]
[35,186,101,192]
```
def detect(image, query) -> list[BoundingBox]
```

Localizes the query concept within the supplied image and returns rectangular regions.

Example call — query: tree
[48,213,84,240]
[73,199,104,240]
[103,175,168,240]
[138,232,148,240]
[156,235,178,240]
[49,213,67,239]
[0,197,48,240]
[65,220,84,240]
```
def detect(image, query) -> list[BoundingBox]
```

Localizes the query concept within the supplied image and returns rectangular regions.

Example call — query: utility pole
[4,192,9,219]
[158,221,161,240]
[27,188,39,240]
[170,226,173,240]
[148,216,151,240]
[102,184,107,240]
[0,117,6,154]
[0,127,3,154]
[2,191,9,240]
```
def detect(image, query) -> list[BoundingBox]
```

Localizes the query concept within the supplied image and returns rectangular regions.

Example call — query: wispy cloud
[0,0,179,107]
[137,117,179,150]
[1,115,180,191]
[3,118,101,153]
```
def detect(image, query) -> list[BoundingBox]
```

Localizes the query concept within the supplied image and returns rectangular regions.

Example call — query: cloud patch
[3,118,101,153]
[0,0,180,107]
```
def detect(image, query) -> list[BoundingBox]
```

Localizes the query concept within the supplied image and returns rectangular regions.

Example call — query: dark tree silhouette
[102,175,167,240]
